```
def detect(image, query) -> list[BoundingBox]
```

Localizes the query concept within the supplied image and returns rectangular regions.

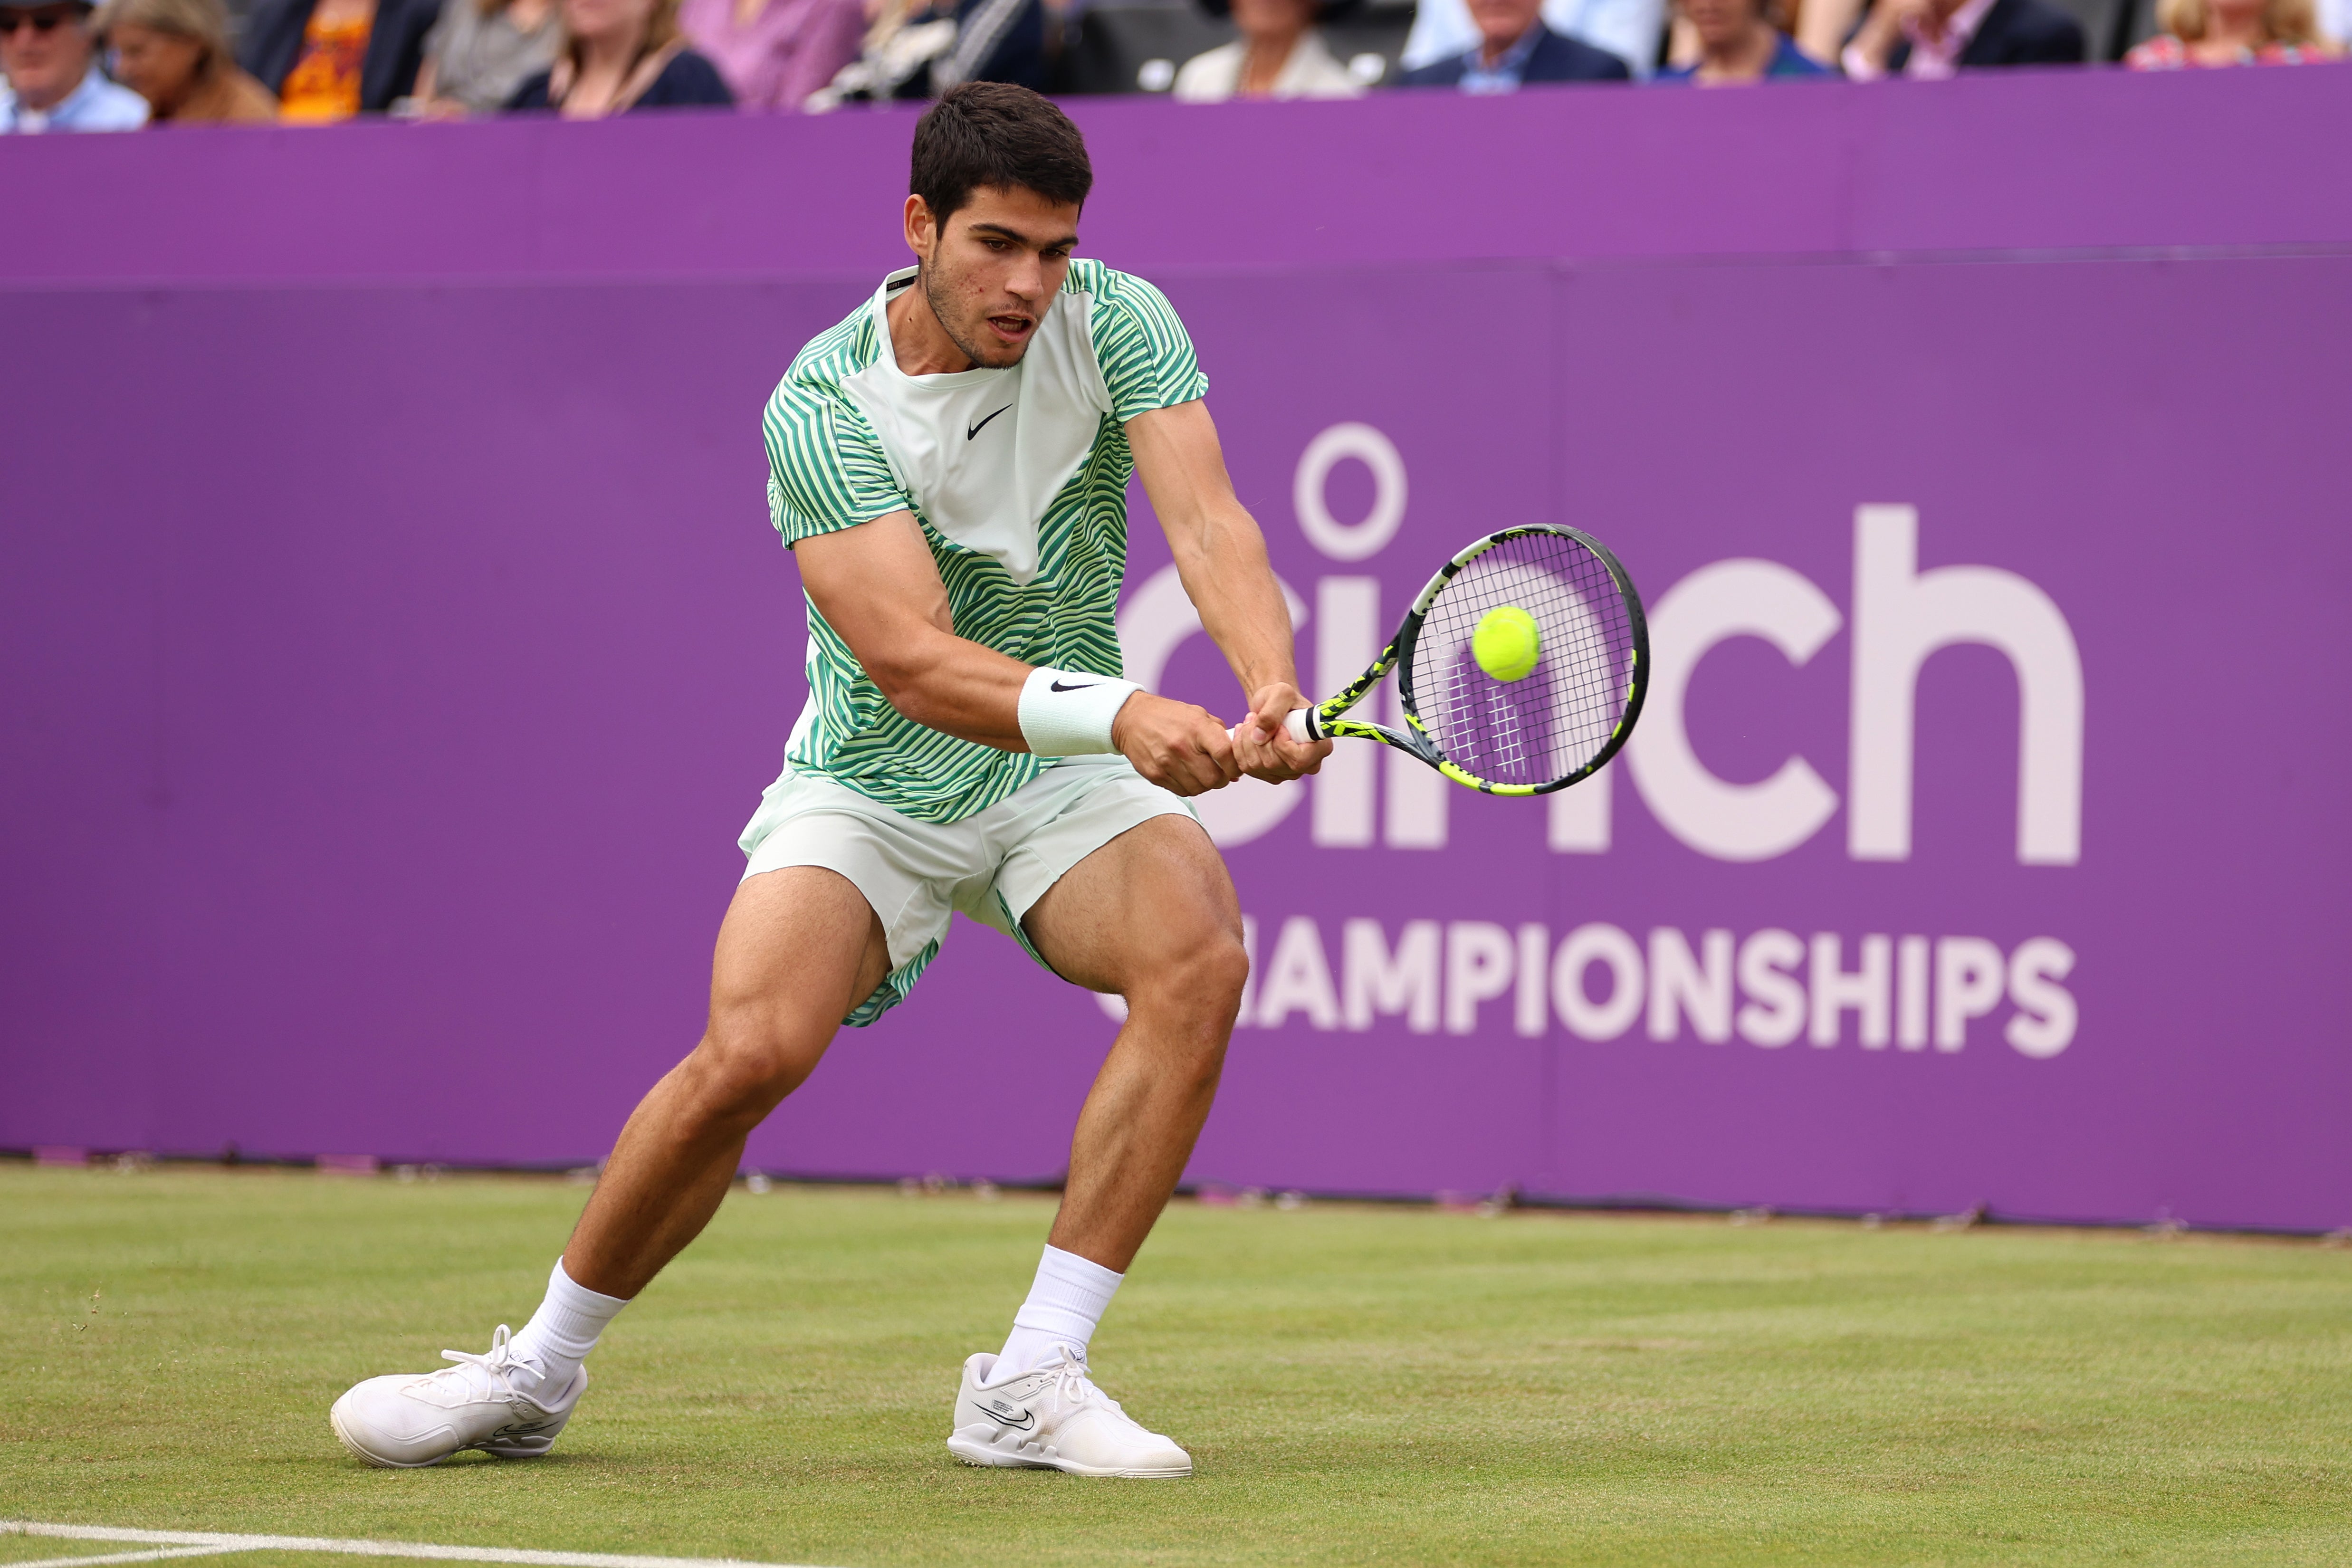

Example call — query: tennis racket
[1238,526,1648,796]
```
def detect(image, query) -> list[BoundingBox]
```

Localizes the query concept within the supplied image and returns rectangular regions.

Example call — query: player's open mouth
[987,315,1034,342]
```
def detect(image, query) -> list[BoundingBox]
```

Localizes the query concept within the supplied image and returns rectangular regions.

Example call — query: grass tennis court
[5,1165,2350,1567]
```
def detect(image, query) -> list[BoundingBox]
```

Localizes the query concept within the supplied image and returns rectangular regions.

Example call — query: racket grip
[1226,708,1319,744]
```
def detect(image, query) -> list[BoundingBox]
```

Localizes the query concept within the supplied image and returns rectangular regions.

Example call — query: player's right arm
[792,511,1242,797]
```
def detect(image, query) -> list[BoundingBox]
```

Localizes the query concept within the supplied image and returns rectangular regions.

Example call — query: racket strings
[1409,531,1638,789]
[1482,682,1530,777]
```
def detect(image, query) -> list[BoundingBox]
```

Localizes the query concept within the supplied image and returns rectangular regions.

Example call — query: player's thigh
[1020,813,1244,1005]
[706,865,889,1083]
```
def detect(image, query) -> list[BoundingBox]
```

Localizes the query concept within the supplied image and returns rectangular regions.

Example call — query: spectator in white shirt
[1172,0,1364,99]
[0,0,149,127]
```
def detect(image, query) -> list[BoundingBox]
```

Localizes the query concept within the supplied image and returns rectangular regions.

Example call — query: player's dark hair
[909,83,1093,228]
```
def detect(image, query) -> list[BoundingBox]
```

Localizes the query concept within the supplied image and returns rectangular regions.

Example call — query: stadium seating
[173,0,2181,98]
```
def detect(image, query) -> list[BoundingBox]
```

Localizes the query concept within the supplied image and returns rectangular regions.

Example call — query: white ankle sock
[507,1258,629,1391]
[995,1244,1123,1377]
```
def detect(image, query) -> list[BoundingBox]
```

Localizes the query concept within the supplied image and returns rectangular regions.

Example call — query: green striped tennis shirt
[761,258,1208,824]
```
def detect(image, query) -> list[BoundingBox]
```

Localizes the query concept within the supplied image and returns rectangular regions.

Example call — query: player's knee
[1131,928,1249,1036]
[1194,932,1250,1020]
[685,1010,822,1128]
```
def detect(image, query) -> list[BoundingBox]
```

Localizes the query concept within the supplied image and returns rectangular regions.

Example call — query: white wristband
[1017,667,1141,757]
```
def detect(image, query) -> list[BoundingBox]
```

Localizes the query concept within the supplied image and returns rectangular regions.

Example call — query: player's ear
[904,195,937,263]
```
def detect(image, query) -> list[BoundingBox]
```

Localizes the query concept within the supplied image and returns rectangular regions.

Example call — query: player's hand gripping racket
[1238,526,1648,795]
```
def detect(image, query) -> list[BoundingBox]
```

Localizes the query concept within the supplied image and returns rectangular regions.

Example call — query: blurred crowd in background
[1,0,2340,131]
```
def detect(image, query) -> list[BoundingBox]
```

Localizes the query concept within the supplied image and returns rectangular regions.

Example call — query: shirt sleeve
[1090,272,1210,424]
[763,379,912,547]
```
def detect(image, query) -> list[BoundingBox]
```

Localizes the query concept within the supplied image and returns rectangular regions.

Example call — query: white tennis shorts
[736,755,1199,1026]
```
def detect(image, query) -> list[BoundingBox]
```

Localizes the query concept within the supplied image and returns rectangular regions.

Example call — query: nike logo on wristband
[1049,680,1098,693]
[967,406,1012,440]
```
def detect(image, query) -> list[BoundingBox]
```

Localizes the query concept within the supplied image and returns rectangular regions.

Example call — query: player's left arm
[1127,398,1330,784]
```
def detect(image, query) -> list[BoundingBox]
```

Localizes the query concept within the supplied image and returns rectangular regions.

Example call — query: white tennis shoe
[947,1345,1192,1478]
[329,1325,586,1467]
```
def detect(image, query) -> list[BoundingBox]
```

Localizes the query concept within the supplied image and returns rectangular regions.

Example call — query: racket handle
[1226,708,1319,744]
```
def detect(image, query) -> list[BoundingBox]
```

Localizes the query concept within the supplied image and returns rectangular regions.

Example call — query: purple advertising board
[4,68,2350,1231]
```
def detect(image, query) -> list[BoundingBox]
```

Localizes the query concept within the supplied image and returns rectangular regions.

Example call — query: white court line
[0,1525,840,1568]
[8,1548,264,1568]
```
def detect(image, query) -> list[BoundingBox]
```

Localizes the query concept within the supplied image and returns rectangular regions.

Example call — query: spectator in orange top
[100,0,277,120]
[2125,0,2338,63]
[238,0,441,119]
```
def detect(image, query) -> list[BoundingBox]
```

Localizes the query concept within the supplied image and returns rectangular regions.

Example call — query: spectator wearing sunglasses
[0,0,150,127]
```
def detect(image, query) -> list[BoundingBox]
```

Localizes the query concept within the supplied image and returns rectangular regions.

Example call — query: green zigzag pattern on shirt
[759,258,1208,825]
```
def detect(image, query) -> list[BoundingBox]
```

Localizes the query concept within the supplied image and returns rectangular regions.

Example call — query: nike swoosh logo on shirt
[966,405,1013,440]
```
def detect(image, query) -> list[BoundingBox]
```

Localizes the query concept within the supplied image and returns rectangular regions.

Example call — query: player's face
[908,185,1081,371]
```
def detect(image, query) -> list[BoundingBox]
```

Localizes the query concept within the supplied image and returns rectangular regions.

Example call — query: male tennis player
[329,82,1327,1479]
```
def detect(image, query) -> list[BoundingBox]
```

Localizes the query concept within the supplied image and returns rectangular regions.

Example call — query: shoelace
[427,1324,531,1400]
[1043,1346,1125,1419]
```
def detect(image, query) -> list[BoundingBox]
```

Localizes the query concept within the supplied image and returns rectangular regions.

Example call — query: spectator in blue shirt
[1400,0,1656,78]
[0,0,149,127]
[1653,0,1826,78]
[1398,0,1631,86]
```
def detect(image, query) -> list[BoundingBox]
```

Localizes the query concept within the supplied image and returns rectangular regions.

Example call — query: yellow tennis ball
[1472,605,1541,682]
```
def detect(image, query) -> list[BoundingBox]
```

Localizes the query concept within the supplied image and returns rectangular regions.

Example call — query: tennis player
[329,82,1327,1479]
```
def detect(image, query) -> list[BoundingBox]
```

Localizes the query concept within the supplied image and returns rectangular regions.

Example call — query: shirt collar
[1460,21,1543,88]
[48,67,113,126]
